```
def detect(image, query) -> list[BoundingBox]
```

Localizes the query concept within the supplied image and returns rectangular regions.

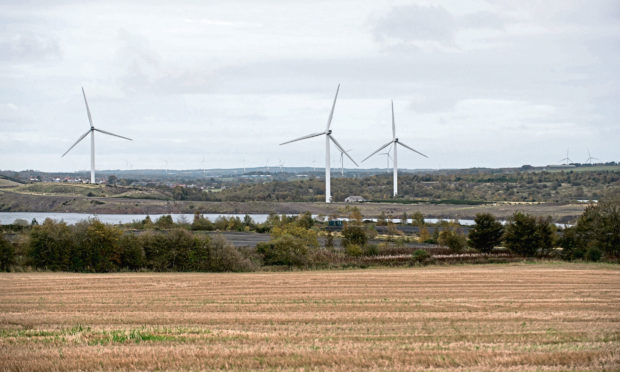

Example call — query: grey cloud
[0,103,27,124]
[0,1,618,171]
[0,32,60,62]
[372,6,508,49]
[115,29,164,92]
[458,11,506,30]
[373,5,455,46]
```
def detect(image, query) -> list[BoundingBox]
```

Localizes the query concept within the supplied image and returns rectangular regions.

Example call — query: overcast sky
[0,0,618,172]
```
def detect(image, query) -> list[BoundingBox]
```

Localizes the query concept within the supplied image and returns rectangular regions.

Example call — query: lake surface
[0,212,271,225]
[0,212,478,226]
[0,212,569,227]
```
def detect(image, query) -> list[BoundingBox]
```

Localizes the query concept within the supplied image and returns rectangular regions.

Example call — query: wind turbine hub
[326,130,332,135]
[394,138,399,142]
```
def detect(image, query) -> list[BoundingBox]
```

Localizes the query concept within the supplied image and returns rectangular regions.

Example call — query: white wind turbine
[339,148,352,176]
[62,88,132,184]
[585,148,599,164]
[362,100,427,197]
[380,148,392,173]
[280,84,357,203]
[559,148,572,165]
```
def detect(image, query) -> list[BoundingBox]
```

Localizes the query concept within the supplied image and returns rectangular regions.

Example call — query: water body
[0,212,477,226]
[0,212,570,227]
[0,212,271,225]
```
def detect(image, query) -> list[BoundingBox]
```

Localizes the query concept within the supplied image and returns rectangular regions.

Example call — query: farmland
[1,263,618,370]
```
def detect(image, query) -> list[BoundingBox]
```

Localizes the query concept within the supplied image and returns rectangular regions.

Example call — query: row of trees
[0,202,617,272]
[17,219,255,272]
[466,202,619,260]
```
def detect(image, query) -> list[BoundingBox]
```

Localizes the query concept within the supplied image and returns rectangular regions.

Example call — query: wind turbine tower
[363,101,427,197]
[62,87,132,184]
[280,84,357,203]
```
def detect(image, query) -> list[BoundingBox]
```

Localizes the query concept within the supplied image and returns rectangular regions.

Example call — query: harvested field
[0,263,618,371]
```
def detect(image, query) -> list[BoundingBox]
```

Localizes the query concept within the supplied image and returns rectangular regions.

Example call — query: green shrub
[439,230,466,254]
[411,212,425,227]
[574,202,619,259]
[205,236,255,272]
[155,215,174,229]
[411,249,430,265]
[571,246,587,260]
[468,213,503,253]
[29,219,73,271]
[226,217,244,231]
[438,222,467,254]
[296,212,314,229]
[213,216,228,231]
[341,224,367,248]
[165,229,196,271]
[72,219,122,272]
[345,244,363,257]
[585,247,602,262]
[364,244,379,256]
[534,216,555,257]
[119,234,145,270]
[558,227,578,260]
[257,235,309,267]
[503,212,555,257]
[0,234,15,271]
[191,212,214,231]
[325,231,334,249]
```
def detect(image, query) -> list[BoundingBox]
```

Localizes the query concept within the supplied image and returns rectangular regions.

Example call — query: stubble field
[0,263,618,371]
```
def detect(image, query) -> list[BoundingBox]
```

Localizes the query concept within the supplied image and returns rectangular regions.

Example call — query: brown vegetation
[0,188,589,223]
[0,263,618,370]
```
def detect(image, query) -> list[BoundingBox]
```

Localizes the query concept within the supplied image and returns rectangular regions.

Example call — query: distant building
[344,195,365,203]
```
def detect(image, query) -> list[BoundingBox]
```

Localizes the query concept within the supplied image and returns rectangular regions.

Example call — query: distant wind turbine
[62,87,132,184]
[559,148,573,165]
[362,100,427,197]
[279,160,284,173]
[380,148,392,173]
[339,149,352,176]
[585,148,599,164]
[280,84,357,203]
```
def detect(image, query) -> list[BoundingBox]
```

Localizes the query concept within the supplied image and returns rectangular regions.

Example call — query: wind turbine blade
[329,135,358,167]
[325,84,340,131]
[61,129,91,157]
[391,100,396,139]
[362,140,393,162]
[398,141,428,158]
[280,131,326,145]
[94,128,133,141]
[82,87,94,128]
